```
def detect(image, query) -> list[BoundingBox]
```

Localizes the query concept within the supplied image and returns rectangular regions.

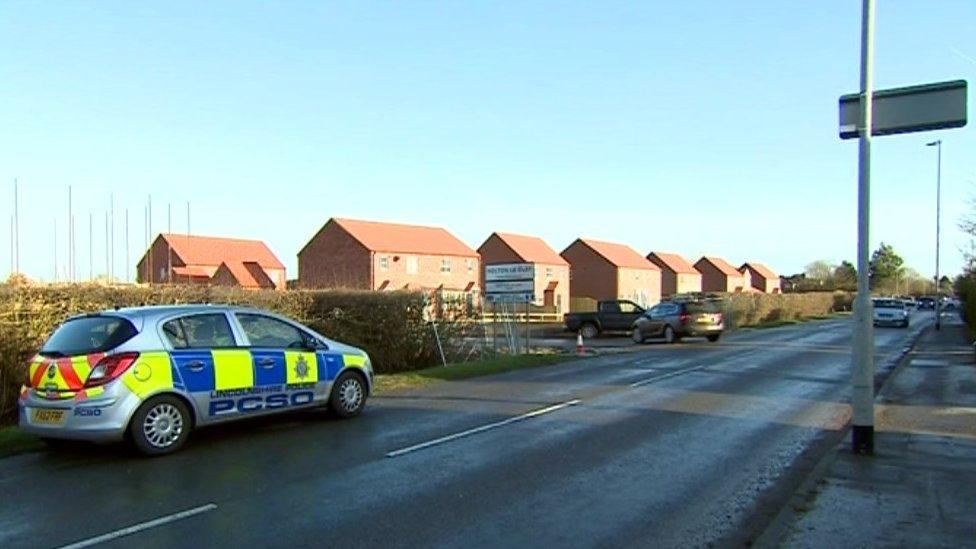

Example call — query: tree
[804,260,835,281]
[833,261,857,287]
[869,242,904,290]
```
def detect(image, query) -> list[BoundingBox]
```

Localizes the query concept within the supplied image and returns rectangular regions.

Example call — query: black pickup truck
[563,300,646,338]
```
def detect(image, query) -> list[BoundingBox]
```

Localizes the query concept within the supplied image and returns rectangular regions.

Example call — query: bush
[0,283,446,425]
[722,291,848,329]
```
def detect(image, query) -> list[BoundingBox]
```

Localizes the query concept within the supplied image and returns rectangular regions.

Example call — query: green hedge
[723,291,850,328]
[0,283,442,425]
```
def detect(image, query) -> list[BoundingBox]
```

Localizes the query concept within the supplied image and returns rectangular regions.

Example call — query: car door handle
[257,357,275,368]
[186,360,206,372]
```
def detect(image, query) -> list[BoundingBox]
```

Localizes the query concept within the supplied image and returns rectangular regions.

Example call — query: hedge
[0,283,446,425]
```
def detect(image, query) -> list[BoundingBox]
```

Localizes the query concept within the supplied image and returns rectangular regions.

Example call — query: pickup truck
[564,300,646,338]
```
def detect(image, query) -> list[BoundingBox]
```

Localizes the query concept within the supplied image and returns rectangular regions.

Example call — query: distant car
[872,298,909,328]
[19,305,373,455]
[917,297,936,310]
[632,299,724,344]
[564,300,646,338]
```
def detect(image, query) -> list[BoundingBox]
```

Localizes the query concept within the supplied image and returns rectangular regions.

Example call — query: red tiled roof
[332,218,478,257]
[571,239,659,270]
[171,266,211,279]
[216,261,275,289]
[741,262,778,280]
[697,256,742,277]
[160,234,284,269]
[647,252,698,274]
[486,232,568,266]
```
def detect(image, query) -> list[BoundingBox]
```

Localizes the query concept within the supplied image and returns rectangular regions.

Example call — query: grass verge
[374,353,568,393]
[0,425,44,459]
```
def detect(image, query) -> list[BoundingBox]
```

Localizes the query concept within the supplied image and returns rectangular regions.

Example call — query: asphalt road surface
[0,313,934,548]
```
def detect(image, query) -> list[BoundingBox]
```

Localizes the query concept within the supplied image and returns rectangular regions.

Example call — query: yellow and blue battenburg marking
[166,350,360,393]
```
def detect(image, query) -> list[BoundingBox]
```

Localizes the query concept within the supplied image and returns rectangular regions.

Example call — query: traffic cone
[576,331,586,356]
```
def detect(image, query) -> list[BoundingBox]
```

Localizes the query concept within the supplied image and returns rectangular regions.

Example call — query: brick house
[694,256,747,293]
[740,262,781,293]
[646,252,703,297]
[298,218,480,296]
[136,233,286,290]
[560,238,661,308]
[477,232,570,313]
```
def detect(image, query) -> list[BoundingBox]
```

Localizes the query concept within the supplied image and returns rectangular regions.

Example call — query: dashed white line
[58,503,217,549]
[386,399,581,458]
[629,364,709,388]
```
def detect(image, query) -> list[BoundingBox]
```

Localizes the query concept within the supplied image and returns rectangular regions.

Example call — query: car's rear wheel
[129,395,191,456]
[580,323,599,339]
[632,327,645,344]
[706,333,721,342]
[329,371,367,418]
[663,325,676,344]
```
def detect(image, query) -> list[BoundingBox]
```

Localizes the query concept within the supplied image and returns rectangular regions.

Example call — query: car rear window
[685,301,721,314]
[873,299,904,309]
[40,316,138,356]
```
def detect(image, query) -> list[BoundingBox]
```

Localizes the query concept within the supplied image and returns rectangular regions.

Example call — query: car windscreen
[685,301,722,314]
[873,300,904,309]
[40,316,138,356]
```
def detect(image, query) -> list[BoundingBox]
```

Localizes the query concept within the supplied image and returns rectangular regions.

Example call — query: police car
[19,305,373,455]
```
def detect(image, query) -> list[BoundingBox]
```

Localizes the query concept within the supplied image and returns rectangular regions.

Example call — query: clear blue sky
[2,1,974,282]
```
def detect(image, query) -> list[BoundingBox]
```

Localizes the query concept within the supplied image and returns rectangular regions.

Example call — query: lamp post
[927,139,942,330]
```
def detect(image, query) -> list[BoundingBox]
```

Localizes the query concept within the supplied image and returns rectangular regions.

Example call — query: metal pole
[125,209,130,283]
[13,178,19,273]
[852,0,876,455]
[936,141,942,327]
[89,212,93,280]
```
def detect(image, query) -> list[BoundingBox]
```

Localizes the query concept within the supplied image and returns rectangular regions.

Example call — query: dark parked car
[917,297,936,310]
[631,299,724,344]
[564,300,645,338]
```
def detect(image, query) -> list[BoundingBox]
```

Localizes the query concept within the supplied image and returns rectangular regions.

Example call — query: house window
[406,257,418,275]
[379,256,389,271]
[466,258,474,274]
[546,267,553,278]
[441,258,451,274]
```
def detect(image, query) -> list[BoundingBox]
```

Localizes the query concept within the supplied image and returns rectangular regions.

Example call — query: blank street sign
[839,80,967,139]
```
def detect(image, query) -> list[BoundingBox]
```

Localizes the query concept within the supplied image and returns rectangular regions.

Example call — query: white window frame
[441,258,452,274]
[379,256,389,271]
[406,256,418,275]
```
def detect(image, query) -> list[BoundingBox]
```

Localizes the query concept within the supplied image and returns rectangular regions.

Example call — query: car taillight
[85,352,140,388]
[679,313,691,325]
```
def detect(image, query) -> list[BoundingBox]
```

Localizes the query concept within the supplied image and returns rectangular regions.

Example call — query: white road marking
[629,364,709,388]
[386,399,581,458]
[58,503,217,549]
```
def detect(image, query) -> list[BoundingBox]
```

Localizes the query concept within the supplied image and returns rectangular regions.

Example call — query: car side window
[619,302,638,314]
[236,314,310,349]
[162,314,236,349]
[649,305,665,319]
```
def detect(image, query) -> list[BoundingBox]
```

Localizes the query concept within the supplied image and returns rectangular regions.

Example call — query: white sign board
[485,280,534,294]
[485,263,535,282]
[486,292,535,303]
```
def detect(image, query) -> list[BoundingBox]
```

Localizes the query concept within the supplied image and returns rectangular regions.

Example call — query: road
[0,313,933,548]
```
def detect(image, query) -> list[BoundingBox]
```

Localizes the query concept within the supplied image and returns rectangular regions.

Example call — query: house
[136,233,286,290]
[740,262,781,293]
[298,218,480,296]
[477,232,570,313]
[646,252,703,296]
[694,256,747,293]
[560,238,661,308]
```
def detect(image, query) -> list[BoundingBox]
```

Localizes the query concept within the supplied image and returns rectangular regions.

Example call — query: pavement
[761,314,976,548]
[0,314,936,548]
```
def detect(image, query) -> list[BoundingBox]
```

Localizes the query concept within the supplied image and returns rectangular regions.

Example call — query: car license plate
[32,409,66,425]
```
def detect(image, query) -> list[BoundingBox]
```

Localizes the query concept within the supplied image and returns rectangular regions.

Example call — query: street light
[927,139,942,330]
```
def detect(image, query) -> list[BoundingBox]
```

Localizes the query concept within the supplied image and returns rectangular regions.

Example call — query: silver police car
[19,305,373,455]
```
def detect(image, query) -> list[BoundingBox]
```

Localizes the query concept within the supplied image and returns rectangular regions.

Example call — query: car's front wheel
[329,371,367,418]
[129,395,191,456]
[632,327,645,344]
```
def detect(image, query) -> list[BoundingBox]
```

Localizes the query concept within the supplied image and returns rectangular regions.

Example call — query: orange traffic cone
[576,331,585,356]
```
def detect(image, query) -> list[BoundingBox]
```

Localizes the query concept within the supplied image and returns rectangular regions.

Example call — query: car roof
[67,304,275,323]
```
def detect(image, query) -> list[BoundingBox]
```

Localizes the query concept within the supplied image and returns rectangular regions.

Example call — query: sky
[2,1,974,283]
